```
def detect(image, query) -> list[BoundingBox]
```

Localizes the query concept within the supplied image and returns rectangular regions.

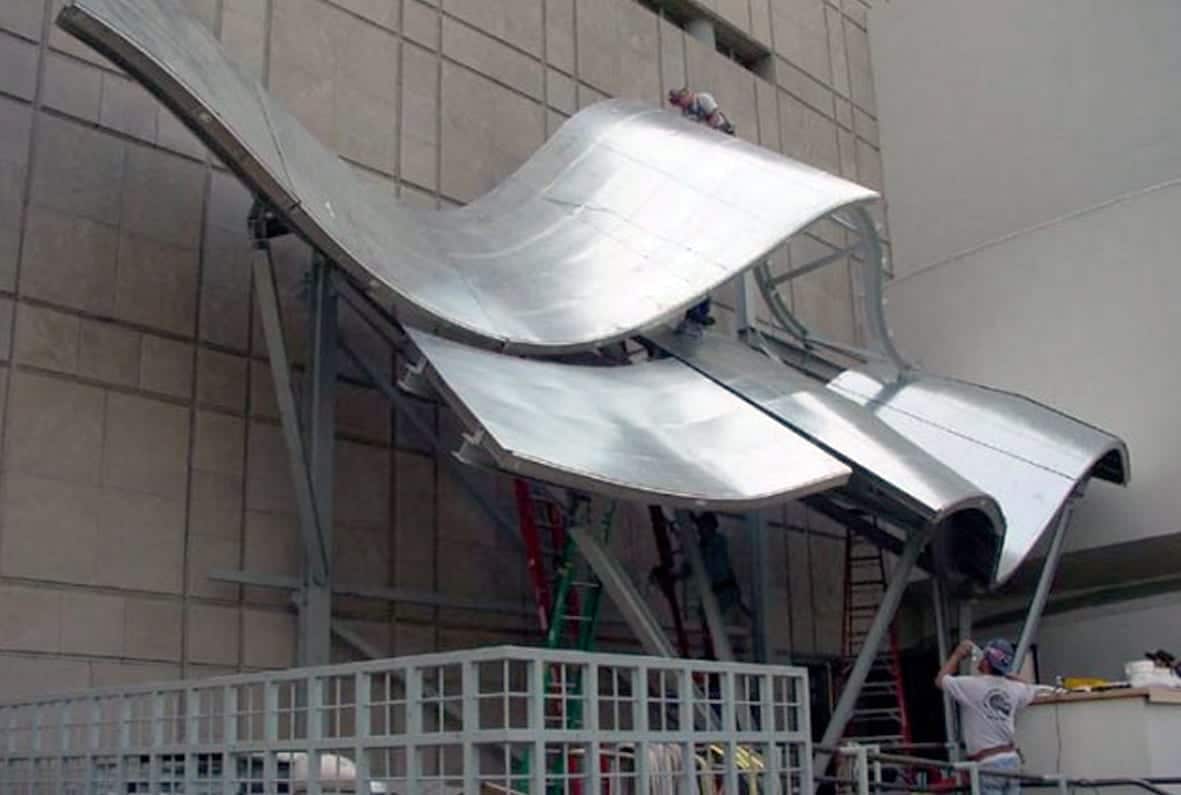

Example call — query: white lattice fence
[0,646,810,794]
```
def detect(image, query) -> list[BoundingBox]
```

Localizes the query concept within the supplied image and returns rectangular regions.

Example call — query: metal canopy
[654,330,1005,573]
[406,329,851,510]
[59,0,877,355]
[829,364,1128,585]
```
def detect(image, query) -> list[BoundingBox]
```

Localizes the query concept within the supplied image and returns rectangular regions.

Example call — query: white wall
[871,0,1181,274]
[869,1,1181,555]
[992,590,1181,683]
[885,182,1181,553]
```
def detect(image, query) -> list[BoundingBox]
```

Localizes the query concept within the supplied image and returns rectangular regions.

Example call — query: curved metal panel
[59,0,877,354]
[406,330,851,510]
[829,365,1130,585]
[653,331,1004,533]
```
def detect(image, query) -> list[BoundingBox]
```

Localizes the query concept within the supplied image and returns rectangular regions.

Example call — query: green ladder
[514,493,616,794]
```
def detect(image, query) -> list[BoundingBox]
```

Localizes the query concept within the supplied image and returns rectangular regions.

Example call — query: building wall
[870,0,1181,557]
[0,0,876,698]
[869,1,1181,679]
[980,589,1181,685]
[884,183,1181,555]
[870,0,1181,277]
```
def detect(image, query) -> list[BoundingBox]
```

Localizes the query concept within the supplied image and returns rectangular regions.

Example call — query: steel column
[252,248,332,666]
[958,601,973,655]
[299,256,337,667]
[932,576,959,761]
[1014,499,1076,674]
[736,271,758,333]
[816,526,932,778]
[748,511,771,662]
[677,510,736,662]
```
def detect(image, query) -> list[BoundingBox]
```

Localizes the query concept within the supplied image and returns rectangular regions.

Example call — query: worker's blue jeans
[685,297,711,324]
[979,754,1021,795]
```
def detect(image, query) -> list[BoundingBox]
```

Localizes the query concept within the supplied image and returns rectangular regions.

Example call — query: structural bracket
[338,338,523,553]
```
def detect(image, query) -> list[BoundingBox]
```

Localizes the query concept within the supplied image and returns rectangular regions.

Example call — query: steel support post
[748,511,771,662]
[677,510,736,662]
[567,525,676,657]
[816,526,932,779]
[299,256,337,667]
[932,577,959,761]
[736,273,757,334]
[1014,499,1076,674]
[251,248,332,666]
[958,601,973,662]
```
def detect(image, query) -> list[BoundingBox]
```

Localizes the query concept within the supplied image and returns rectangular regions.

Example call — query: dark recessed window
[637,0,773,78]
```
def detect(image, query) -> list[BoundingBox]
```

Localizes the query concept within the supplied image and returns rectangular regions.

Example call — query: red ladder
[840,528,913,748]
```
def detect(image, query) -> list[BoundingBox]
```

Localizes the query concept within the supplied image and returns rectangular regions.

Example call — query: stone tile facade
[0,0,881,696]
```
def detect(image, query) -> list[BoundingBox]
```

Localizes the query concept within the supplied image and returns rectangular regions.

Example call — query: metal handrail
[820,743,1180,795]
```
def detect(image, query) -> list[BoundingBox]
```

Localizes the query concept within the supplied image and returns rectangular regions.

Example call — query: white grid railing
[0,645,811,794]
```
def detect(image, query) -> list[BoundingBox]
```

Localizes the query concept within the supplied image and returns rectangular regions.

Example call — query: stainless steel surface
[406,329,851,510]
[829,365,1129,585]
[655,330,1004,538]
[59,0,877,355]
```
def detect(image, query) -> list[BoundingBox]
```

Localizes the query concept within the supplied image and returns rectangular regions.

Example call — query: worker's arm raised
[935,640,975,690]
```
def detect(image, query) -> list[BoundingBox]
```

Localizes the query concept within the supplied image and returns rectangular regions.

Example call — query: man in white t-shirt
[936,638,1039,795]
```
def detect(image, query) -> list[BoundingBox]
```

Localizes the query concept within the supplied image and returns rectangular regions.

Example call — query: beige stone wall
[0,0,880,698]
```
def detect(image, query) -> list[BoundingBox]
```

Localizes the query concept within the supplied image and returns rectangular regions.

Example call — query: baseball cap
[983,639,1015,674]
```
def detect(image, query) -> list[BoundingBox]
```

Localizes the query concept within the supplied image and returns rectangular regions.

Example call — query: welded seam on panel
[252,81,299,213]
[925,374,1130,484]
[829,377,1117,482]
[405,331,850,509]
[651,334,1005,532]
[419,354,848,510]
